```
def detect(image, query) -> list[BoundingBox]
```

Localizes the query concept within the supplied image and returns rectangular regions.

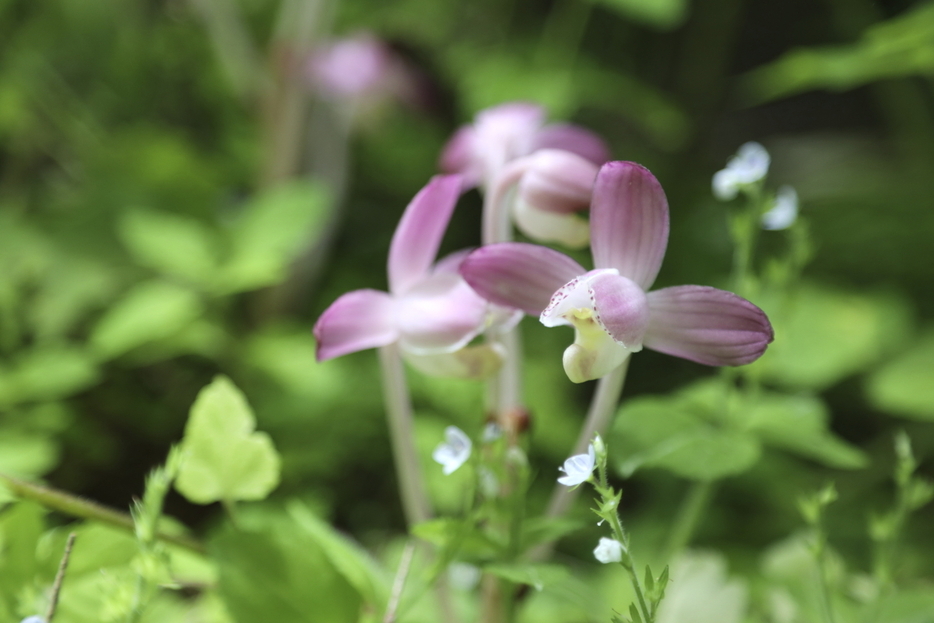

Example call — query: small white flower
[21,617,46,623]
[761,185,798,230]
[432,426,472,475]
[713,142,771,200]
[557,444,596,486]
[593,537,625,564]
[482,421,503,443]
[448,562,482,590]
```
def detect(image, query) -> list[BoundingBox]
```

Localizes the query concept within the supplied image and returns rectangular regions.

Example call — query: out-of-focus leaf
[484,562,569,591]
[753,283,912,390]
[589,0,688,30]
[0,501,44,604]
[0,431,58,477]
[118,207,220,287]
[611,393,761,481]
[743,2,934,102]
[89,280,203,360]
[287,500,389,606]
[866,329,934,421]
[745,393,867,469]
[0,346,99,406]
[412,518,501,559]
[219,181,330,293]
[212,516,360,623]
[175,376,280,504]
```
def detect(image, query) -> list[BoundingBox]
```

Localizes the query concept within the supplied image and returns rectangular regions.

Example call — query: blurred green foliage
[1,0,934,620]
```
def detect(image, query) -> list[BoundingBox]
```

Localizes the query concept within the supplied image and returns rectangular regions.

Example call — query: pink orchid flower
[314,175,507,377]
[459,162,774,383]
[440,102,609,247]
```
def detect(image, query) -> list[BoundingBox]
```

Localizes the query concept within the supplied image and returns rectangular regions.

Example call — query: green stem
[663,480,714,560]
[545,359,629,520]
[377,344,432,527]
[605,503,651,623]
[0,473,204,554]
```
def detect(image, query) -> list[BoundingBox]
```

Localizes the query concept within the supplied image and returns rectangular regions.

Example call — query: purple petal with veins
[643,285,774,366]
[460,243,586,316]
[590,162,669,290]
[533,123,610,165]
[314,289,398,361]
[396,272,489,354]
[387,174,463,295]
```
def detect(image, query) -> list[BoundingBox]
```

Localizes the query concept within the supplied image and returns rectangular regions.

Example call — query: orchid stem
[378,343,432,527]
[546,358,629,519]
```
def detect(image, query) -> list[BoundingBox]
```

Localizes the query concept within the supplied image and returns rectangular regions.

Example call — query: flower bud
[517,149,598,214]
[593,537,625,564]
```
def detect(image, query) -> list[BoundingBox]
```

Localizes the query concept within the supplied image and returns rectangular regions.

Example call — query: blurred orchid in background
[461,162,774,383]
[439,102,608,246]
[306,32,421,116]
[713,141,771,200]
[314,175,510,378]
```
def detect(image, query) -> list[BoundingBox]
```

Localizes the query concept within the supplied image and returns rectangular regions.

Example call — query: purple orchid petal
[314,289,398,361]
[517,149,598,214]
[432,248,474,275]
[590,162,670,290]
[388,174,463,295]
[460,243,586,315]
[439,126,482,187]
[533,123,610,165]
[643,286,774,366]
[396,272,488,354]
[589,271,649,349]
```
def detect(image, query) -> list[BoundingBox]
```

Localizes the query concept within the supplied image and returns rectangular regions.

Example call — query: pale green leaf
[0,431,58,477]
[175,376,280,504]
[0,346,99,406]
[219,181,330,293]
[753,283,912,390]
[119,207,220,287]
[89,280,203,360]
[866,330,934,420]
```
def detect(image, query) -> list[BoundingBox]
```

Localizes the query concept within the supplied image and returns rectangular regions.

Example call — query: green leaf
[212,516,360,623]
[484,562,568,591]
[0,501,44,603]
[753,283,912,390]
[745,393,867,469]
[0,430,58,477]
[866,329,934,420]
[219,181,330,293]
[611,393,761,481]
[175,376,281,504]
[590,0,688,30]
[89,280,203,360]
[743,2,934,103]
[0,346,99,406]
[119,207,220,287]
[286,501,389,606]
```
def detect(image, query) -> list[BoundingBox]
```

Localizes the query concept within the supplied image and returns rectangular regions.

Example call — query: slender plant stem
[189,0,265,102]
[378,344,432,527]
[383,541,416,623]
[0,473,204,554]
[663,480,714,560]
[45,532,77,623]
[545,358,630,520]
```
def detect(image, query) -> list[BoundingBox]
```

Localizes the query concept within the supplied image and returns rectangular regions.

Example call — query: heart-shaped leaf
[176,375,281,504]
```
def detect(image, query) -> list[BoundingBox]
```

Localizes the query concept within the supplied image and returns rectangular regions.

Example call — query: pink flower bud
[517,149,599,214]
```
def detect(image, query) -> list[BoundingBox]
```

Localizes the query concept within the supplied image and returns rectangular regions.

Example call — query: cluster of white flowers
[713,142,799,230]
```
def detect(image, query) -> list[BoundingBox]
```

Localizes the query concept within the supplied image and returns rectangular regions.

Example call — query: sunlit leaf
[219,181,330,293]
[89,280,203,360]
[119,207,220,287]
[175,376,280,504]
[866,329,934,421]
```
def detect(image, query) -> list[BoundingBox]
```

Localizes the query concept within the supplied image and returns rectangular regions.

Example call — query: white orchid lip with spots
[313,174,512,378]
[460,161,774,383]
[557,443,596,486]
[432,426,473,475]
